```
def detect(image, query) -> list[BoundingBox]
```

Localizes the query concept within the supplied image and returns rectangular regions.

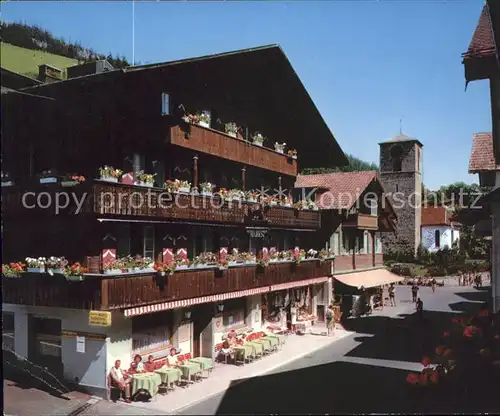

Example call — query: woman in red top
[143,355,157,372]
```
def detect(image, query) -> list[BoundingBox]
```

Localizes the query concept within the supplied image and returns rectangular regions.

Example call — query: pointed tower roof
[378,133,423,147]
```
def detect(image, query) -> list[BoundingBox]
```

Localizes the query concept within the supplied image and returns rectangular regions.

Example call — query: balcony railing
[3,259,333,311]
[170,124,297,177]
[343,213,379,230]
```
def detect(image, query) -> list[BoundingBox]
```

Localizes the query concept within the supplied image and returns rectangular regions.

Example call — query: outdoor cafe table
[131,372,162,397]
[261,336,279,349]
[253,337,273,352]
[234,345,253,361]
[245,341,264,356]
[189,357,214,372]
[264,333,285,348]
[177,361,202,382]
[154,366,182,385]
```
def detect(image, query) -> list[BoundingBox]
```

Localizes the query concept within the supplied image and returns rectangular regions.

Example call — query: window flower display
[252,132,265,147]
[228,189,245,201]
[46,256,68,275]
[136,171,156,187]
[245,191,259,203]
[274,142,286,154]
[164,179,191,193]
[2,262,25,278]
[25,257,46,273]
[1,171,13,187]
[224,122,238,138]
[64,262,88,282]
[287,149,298,159]
[199,182,215,196]
[99,166,122,183]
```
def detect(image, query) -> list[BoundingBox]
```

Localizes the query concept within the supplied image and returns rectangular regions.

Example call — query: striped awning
[270,276,329,292]
[123,286,270,317]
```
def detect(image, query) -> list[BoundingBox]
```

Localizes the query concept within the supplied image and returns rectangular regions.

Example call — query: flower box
[291,155,297,160]
[178,187,191,194]
[198,121,210,128]
[136,181,154,188]
[40,177,58,184]
[27,267,45,273]
[282,203,292,208]
[228,131,237,138]
[312,206,319,211]
[104,269,122,275]
[1,181,13,187]
[100,176,118,183]
[61,181,79,187]
[246,198,257,203]
[176,265,188,270]
[253,140,263,147]
[270,201,278,206]
[47,268,65,275]
[200,191,213,197]
[66,275,85,282]
[274,143,286,154]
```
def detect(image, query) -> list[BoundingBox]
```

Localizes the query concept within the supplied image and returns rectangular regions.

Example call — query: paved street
[176,285,497,415]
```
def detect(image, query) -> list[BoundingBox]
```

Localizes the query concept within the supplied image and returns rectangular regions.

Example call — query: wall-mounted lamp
[184,310,191,320]
[217,304,224,313]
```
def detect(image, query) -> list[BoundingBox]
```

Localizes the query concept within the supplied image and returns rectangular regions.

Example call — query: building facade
[2,45,348,396]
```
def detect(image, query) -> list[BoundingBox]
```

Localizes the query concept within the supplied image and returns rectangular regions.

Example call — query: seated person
[143,355,157,372]
[218,340,234,362]
[166,348,179,367]
[129,354,145,374]
[109,360,132,403]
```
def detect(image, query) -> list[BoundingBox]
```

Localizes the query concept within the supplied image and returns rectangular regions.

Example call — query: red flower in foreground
[422,356,432,366]
[463,325,483,338]
[406,373,419,385]
[419,372,429,386]
[429,371,439,384]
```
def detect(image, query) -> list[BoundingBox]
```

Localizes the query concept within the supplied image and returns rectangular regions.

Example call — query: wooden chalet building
[462,0,500,312]
[2,45,349,395]
[295,171,400,312]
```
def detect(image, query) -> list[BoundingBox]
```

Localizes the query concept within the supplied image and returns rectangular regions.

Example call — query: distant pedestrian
[431,277,436,293]
[388,283,396,307]
[416,298,423,321]
[411,283,419,303]
[325,305,334,336]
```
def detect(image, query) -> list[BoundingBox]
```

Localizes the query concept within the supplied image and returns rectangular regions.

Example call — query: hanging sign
[89,311,112,327]
[247,229,268,238]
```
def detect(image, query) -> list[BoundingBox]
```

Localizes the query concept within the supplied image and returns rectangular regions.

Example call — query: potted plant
[182,113,199,125]
[257,258,269,270]
[218,259,228,271]
[39,170,58,184]
[46,256,68,275]
[135,171,156,187]
[245,191,258,203]
[200,182,215,197]
[154,262,176,276]
[287,149,298,159]
[197,110,211,128]
[308,200,319,211]
[2,262,25,278]
[178,180,191,194]
[25,257,46,273]
[269,197,279,207]
[175,257,190,270]
[274,142,286,154]
[228,189,245,201]
[217,188,229,200]
[99,166,122,183]
[242,252,256,264]
[224,122,239,138]
[307,249,318,259]
[64,262,88,282]
[281,195,293,208]
[1,172,13,187]
[61,175,86,187]
[104,260,122,275]
[295,200,309,211]
[252,132,265,147]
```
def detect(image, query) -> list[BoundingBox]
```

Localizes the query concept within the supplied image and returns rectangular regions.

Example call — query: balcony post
[242,167,246,191]
[193,155,199,192]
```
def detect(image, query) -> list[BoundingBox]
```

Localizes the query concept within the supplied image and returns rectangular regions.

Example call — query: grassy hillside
[1,42,79,79]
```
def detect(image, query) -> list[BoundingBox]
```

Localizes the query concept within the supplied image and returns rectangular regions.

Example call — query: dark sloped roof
[463,4,497,60]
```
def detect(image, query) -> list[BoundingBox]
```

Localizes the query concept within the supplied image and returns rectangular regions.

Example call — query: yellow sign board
[89,311,112,327]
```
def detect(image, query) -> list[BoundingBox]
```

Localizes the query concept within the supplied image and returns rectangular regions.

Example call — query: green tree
[301,154,378,175]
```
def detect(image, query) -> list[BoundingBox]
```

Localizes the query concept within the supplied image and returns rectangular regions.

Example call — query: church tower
[379,133,423,256]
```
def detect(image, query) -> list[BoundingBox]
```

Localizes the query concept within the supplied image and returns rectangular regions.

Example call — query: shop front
[213,298,247,347]
[131,310,174,362]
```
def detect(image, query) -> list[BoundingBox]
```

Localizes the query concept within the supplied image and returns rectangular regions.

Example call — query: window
[375,232,383,254]
[161,93,170,116]
[435,230,441,248]
[366,232,372,254]
[391,145,403,172]
[222,299,246,329]
[341,230,352,254]
[366,197,377,216]
[330,232,340,255]
[2,313,14,351]
[143,226,155,260]
[356,233,365,254]
[116,224,131,257]
[395,184,399,193]
[132,311,173,353]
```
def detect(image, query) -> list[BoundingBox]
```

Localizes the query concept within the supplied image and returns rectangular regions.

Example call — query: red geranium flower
[463,325,483,338]
[419,372,429,386]
[406,373,419,385]
[435,345,447,355]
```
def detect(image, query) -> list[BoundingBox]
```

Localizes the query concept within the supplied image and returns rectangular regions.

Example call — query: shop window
[2,312,14,351]
[132,311,173,354]
[116,224,131,257]
[143,226,155,260]
[33,317,61,358]
[222,299,246,329]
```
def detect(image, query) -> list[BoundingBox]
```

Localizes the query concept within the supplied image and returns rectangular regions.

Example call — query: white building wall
[3,304,109,393]
[421,225,460,252]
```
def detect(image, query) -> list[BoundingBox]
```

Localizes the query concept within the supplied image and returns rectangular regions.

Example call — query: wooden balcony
[170,124,297,177]
[343,213,378,230]
[3,259,333,311]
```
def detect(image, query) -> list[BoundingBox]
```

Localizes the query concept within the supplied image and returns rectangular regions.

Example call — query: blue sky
[2,1,491,190]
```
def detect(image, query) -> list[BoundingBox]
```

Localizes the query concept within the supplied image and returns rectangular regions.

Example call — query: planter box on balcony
[178,187,191,194]
[47,268,65,276]
[227,131,237,138]
[198,121,210,128]
[246,198,257,203]
[252,141,263,147]
[61,181,79,187]
[176,265,189,270]
[104,269,122,275]
[100,176,118,183]
[66,275,85,282]
[27,267,45,273]
[200,191,213,197]
[136,182,154,188]
[40,177,58,184]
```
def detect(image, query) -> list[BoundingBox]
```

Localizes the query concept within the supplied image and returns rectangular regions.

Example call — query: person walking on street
[416,297,423,321]
[431,277,436,293]
[411,283,419,303]
[325,305,334,336]
[388,283,396,307]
